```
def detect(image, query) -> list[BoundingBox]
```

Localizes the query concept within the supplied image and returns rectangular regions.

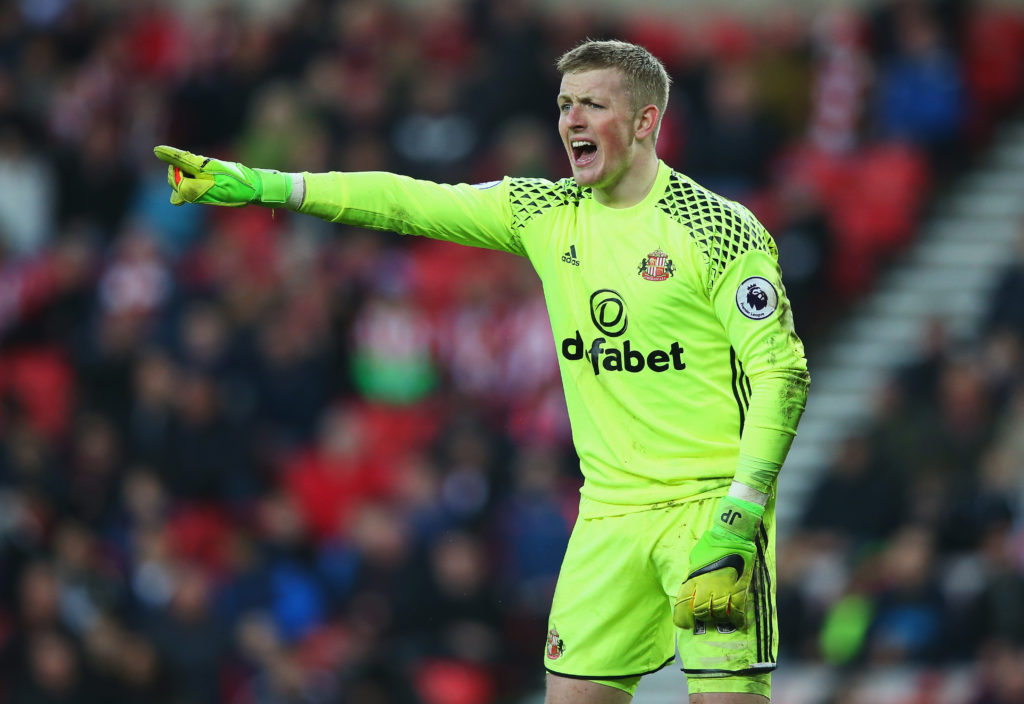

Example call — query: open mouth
[571,140,598,166]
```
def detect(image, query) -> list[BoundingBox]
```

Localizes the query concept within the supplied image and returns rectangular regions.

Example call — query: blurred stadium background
[2,0,1024,702]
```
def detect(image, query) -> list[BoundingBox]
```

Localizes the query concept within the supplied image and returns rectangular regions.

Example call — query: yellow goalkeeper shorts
[543,494,777,696]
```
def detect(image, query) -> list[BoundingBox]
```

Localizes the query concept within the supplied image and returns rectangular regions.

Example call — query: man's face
[557,68,640,193]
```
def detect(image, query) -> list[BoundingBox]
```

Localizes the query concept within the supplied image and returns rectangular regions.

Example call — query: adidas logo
[561,245,581,266]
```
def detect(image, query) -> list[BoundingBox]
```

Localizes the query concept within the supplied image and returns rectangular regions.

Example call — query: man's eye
[559,104,571,112]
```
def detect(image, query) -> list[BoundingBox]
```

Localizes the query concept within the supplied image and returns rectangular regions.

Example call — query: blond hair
[556,39,671,120]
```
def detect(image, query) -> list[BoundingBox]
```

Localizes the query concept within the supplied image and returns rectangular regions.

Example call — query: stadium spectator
[683,60,784,200]
[874,5,966,170]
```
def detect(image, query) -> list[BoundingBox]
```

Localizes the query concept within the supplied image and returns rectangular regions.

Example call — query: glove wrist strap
[713,496,764,541]
[255,169,292,206]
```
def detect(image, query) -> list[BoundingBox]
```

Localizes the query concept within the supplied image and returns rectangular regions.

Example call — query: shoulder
[506,176,593,230]
[655,170,777,289]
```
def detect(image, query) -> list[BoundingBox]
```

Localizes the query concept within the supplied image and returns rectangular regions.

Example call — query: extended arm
[153,146,522,254]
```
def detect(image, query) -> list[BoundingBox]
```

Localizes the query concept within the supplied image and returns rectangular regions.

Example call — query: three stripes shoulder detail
[730,348,752,432]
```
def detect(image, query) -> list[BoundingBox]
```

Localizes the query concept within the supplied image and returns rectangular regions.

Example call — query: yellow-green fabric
[299,162,809,512]
[544,497,776,686]
[582,676,641,697]
[687,672,771,698]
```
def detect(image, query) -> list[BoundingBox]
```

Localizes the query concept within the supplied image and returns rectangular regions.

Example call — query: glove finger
[154,145,207,176]
[178,178,215,204]
[726,596,746,629]
[696,596,713,622]
[164,165,185,205]
[165,164,182,190]
[673,584,698,629]
[673,602,695,629]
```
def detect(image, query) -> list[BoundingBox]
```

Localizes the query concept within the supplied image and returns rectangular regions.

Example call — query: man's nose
[565,105,585,127]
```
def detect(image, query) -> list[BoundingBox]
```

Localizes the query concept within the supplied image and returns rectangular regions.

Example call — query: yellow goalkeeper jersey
[300,161,809,514]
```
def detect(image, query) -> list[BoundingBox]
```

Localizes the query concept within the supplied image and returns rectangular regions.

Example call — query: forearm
[290,171,520,253]
[733,367,810,500]
[297,171,464,234]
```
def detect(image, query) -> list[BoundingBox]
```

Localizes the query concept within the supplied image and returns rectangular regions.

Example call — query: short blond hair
[556,39,671,119]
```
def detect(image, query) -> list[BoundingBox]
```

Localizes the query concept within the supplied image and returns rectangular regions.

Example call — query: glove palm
[153,145,291,207]
[673,496,762,630]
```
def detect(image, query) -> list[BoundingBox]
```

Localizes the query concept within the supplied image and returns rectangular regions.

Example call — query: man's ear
[635,105,660,142]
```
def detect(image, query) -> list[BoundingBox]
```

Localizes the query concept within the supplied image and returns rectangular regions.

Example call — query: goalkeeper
[156,39,808,704]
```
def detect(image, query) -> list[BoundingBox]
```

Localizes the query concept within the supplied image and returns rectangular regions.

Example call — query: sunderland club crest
[638,249,675,281]
[545,628,565,660]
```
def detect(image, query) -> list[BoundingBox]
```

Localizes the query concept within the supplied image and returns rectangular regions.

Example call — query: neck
[593,151,660,208]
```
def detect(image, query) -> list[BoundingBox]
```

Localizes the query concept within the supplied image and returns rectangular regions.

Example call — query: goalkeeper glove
[673,494,763,630]
[153,145,293,208]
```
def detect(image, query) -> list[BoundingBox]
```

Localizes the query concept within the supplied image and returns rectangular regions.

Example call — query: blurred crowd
[780,225,1024,704]
[0,0,1023,703]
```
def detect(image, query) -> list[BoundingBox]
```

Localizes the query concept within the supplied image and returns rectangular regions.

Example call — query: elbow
[784,371,810,422]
